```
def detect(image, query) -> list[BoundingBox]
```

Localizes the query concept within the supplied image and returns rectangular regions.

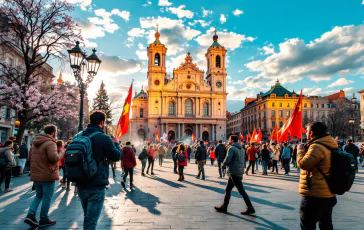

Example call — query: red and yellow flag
[278,90,304,142]
[250,128,258,143]
[115,83,133,139]
[239,132,244,141]
[192,133,197,141]
[155,128,160,142]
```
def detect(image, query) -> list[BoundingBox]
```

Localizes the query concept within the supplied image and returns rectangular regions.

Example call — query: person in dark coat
[18,143,28,175]
[121,141,136,189]
[195,141,207,180]
[344,140,360,172]
[215,140,227,178]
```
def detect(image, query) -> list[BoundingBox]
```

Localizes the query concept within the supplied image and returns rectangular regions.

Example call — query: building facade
[226,111,242,135]
[130,28,227,142]
[359,89,364,139]
[230,80,331,140]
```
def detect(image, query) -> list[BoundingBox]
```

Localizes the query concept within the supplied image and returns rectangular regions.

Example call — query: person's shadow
[124,186,161,215]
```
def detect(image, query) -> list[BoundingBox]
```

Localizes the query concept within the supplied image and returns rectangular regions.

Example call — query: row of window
[138,100,210,117]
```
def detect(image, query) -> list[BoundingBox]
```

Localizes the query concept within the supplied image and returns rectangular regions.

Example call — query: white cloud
[232,9,244,16]
[188,20,211,27]
[328,78,353,88]
[111,9,130,21]
[245,24,364,84]
[195,27,255,50]
[136,50,147,60]
[167,5,194,18]
[159,0,172,6]
[143,1,152,6]
[65,0,92,11]
[259,43,275,55]
[220,14,227,24]
[201,7,213,17]
[127,28,146,37]
[238,70,244,73]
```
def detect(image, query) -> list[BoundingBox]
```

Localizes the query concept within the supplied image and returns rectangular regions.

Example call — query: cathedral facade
[130,28,227,142]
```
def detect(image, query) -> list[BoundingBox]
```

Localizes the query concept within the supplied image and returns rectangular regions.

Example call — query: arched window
[154,53,160,66]
[168,101,175,115]
[203,103,209,116]
[185,99,193,116]
[216,55,221,68]
[140,108,144,118]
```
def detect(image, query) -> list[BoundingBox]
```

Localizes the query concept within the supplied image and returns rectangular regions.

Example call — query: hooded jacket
[223,142,245,176]
[195,144,207,161]
[0,147,15,170]
[29,134,64,182]
[297,135,338,198]
[215,143,227,160]
[121,146,136,168]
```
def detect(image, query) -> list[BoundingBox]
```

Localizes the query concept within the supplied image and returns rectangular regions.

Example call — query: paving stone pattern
[0,159,363,229]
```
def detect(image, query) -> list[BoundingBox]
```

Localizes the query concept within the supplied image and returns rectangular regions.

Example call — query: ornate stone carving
[175,52,204,72]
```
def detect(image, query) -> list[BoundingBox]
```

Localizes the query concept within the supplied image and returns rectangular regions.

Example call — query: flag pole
[301,89,303,144]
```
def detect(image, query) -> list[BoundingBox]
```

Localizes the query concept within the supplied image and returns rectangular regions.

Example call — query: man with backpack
[24,125,64,228]
[215,140,227,178]
[344,140,360,172]
[297,122,338,230]
[69,111,122,230]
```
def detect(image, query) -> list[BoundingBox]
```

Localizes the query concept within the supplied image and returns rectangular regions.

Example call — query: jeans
[300,196,337,230]
[292,159,297,168]
[283,158,290,174]
[255,160,259,171]
[108,160,116,178]
[178,165,185,180]
[210,158,215,165]
[78,188,105,230]
[60,166,70,187]
[147,157,154,173]
[196,160,205,179]
[123,168,134,185]
[141,159,147,173]
[217,159,225,177]
[246,161,255,174]
[0,168,12,189]
[224,175,254,209]
[272,160,278,173]
[173,159,178,173]
[261,160,268,173]
[159,155,164,166]
[28,181,55,220]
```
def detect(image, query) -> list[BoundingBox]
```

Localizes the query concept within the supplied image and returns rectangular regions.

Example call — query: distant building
[359,89,364,139]
[226,111,242,138]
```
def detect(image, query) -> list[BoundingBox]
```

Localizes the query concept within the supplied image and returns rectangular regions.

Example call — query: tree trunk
[16,118,27,145]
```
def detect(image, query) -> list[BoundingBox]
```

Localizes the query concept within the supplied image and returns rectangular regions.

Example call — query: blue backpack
[65,131,103,182]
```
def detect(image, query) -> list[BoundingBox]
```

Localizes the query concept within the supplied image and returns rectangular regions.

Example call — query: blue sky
[59,0,364,115]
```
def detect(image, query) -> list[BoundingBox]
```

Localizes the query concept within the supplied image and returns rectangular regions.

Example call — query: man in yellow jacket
[297,122,338,230]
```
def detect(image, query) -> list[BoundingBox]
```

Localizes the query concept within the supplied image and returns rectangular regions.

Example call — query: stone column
[212,124,215,141]
[200,124,203,140]
[194,97,197,117]
[182,123,185,138]
[161,123,164,135]
[177,123,180,139]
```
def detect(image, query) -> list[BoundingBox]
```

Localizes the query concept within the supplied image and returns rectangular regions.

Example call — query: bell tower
[147,25,167,91]
[206,27,227,92]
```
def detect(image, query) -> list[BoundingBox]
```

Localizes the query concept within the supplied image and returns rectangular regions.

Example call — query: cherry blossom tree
[0,0,82,144]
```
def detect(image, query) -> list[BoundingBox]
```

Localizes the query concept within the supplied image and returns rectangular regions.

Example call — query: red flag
[192,133,197,141]
[251,128,258,143]
[239,132,244,141]
[246,134,249,143]
[155,128,160,142]
[248,131,251,140]
[278,90,304,142]
[258,128,262,142]
[115,83,133,139]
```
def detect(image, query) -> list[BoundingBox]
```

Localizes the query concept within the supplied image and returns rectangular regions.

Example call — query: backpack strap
[87,131,103,139]
[312,142,333,185]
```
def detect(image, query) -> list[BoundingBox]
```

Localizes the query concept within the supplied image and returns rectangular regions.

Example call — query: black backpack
[0,151,9,169]
[178,152,186,162]
[316,143,356,195]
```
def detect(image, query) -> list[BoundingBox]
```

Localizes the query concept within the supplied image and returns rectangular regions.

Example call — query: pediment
[174,52,204,73]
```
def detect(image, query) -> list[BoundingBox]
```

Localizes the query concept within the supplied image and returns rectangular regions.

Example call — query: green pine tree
[92,81,112,125]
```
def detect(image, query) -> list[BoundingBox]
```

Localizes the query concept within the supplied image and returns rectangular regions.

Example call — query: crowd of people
[0,111,363,230]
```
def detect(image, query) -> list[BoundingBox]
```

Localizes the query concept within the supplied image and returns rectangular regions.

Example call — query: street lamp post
[68,41,102,132]
[349,93,357,141]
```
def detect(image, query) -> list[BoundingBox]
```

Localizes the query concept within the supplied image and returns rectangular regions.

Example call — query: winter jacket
[246,146,259,161]
[215,144,227,160]
[139,149,148,160]
[19,144,28,159]
[172,146,178,160]
[29,134,64,182]
[121,146,136,168]
[58,146,66,167]
[260,149,270,161]
[158,146,166,156]
[282,147,291,159]
[297,134,338,198]
[195,144,207,161]
[222,142,245,176]
[177,150,188,166]
[0,147,15,170]
[76,124,122,189]
[344,143,360,158]
[209,151,216,160]
[270,146,280,161]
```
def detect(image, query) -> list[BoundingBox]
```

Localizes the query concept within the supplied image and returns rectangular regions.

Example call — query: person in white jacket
[0,140,16,192]
[270,143,280,174]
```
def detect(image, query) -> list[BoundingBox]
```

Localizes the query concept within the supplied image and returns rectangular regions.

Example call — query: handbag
[178,152,186,162]
[254,152,258,158]
[268,159,273,167]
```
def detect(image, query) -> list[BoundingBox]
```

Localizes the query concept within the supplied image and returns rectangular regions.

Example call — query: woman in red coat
[177,144,188,181]
[121,142,137,189]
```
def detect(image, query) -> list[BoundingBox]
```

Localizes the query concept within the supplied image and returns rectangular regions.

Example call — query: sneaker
[130,184,135,188]
[24,214,39,228]
[215,205,227,213]
[241,208,255,216]
[195,176,200,179]
[177,178,182,181]
[218,176,222,179]
[146,171,149,175]
[4,188,13,193]
[121,181,126,189]
[151,172,155,175]
[201,178,205,180]
[39,218,56,227]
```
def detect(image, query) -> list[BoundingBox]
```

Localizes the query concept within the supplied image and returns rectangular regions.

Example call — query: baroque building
[130,28,227,142]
